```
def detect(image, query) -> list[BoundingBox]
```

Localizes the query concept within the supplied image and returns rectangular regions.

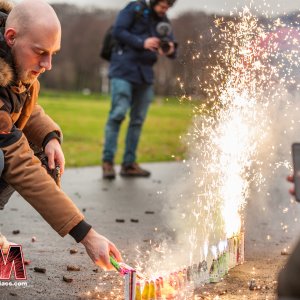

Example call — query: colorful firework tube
[237,231,245,264]
[159,276,164,288]
[125,270,136,300]
[109,256,137,300]
[186,266,192,282]
[142,281,149,300]
[201,260,209,284]
[110,256,122,273]
[149,280,156,300]
[173,272,180,289]
[234,236,239,265]
[122,232,245,298]
[224,251,229,275]
[182,269,188,285]
[135,282,142,300]
[218,253,225,278]
[209,259,220,283]
[120,262,148,280]
[169,273,177,289]
[228,237,236,269]
[110,256,148,280]
[177,271,184,288]
[155,279,162,299]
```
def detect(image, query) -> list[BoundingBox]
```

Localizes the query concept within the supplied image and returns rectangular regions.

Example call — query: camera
[156,22,172,54]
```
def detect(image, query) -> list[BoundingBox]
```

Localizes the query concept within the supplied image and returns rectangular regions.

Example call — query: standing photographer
[102,0,177,179]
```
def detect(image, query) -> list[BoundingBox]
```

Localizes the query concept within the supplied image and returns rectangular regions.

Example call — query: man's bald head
[6,0,61,37]
[4,0,61,84]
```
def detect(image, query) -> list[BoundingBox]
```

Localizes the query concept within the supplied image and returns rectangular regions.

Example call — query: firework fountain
[87,4,300,300]
[134,7,300,299]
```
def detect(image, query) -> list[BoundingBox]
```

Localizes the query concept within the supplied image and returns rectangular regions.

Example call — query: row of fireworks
[118,232,245,299]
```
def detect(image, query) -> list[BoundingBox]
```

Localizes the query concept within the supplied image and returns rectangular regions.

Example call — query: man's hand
[81,228,122,270]
[44,139,65,174]
[287,174,295,195]
[144,37,160,52]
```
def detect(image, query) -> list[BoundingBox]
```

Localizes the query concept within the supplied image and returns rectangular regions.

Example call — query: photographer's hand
[144,37,160,52]
[287,174,295,196]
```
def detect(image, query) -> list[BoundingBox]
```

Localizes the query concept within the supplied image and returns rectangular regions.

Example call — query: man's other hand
[44,139,65,174]
[80,228,122,270]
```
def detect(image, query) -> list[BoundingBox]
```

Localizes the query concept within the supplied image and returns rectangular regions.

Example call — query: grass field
[39,90,193,167]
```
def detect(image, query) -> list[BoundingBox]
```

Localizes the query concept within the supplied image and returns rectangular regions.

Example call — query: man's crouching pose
[0,0,121,269]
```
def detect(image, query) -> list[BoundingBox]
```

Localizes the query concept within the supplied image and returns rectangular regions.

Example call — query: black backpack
[99,26,118,61]
[99,1,148,61]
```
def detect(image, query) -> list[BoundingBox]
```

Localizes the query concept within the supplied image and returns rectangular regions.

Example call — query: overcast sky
[42,0,300,17]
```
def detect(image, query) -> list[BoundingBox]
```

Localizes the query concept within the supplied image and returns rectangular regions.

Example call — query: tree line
[41,4,299,97]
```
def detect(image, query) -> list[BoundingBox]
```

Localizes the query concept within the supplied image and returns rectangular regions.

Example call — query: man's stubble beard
[15,65,37,85]
[12,50,37,85]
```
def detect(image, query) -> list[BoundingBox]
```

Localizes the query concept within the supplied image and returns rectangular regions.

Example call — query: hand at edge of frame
[287,174,295,196]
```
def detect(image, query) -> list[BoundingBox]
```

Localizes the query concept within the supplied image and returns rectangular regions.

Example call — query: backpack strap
[132,0,150,20]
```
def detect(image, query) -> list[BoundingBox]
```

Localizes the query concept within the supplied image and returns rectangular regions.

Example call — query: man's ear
[4,28,17,47]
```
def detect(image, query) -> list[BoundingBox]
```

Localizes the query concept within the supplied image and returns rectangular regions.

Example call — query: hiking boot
[120,162,151,177]
[102,161,116,179]
[0,233,13,255]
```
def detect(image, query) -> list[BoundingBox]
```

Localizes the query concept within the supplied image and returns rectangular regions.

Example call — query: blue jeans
[102,78,153,164]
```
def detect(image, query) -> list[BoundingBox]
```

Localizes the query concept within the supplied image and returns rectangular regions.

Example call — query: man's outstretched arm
[1,133,122,268]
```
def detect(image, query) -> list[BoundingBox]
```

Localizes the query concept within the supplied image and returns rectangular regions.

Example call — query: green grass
[39,90,193,167]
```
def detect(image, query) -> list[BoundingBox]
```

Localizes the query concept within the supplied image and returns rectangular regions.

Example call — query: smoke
[145,92,300,276]
[246,90,300,256]
[143,7,300,277]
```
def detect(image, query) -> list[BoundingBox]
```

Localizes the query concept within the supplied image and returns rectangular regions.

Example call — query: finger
[109,244,122,262]
[287,174,294,182]
[289,187,295,196]
[95,247,111,270]
[57,152,65,174]
[97,244,111,270]
[168,44,175,55]
[47,151,55,170]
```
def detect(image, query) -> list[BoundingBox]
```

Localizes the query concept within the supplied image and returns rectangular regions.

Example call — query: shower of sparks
[171,5,300,270]
[87,5,300,300]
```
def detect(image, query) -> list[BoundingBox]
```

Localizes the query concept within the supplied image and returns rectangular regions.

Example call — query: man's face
[9,24,61,85]
[153,1,170,17]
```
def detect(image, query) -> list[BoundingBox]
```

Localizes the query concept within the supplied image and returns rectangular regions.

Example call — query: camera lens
[160,40,170,53]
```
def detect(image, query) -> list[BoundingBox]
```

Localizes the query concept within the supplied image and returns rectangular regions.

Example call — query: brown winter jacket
[0,1,86,238]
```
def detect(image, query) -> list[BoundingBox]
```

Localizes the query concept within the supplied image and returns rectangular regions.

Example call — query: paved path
[0,162,299,299]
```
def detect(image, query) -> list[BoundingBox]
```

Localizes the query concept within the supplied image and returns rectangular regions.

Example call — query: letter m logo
[0,245,27,280]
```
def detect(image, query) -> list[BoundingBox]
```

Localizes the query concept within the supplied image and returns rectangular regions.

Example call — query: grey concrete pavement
[0,162,300,299]
[0,162,187,299]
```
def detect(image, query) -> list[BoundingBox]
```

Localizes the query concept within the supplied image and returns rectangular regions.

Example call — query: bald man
[0,0,121,270]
